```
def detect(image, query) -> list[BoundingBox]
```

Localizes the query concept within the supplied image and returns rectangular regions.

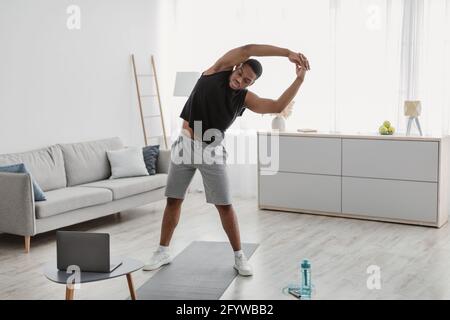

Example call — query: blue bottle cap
[301,259,311,268]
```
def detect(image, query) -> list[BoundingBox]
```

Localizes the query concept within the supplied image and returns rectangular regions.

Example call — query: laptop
[56,231,122,273]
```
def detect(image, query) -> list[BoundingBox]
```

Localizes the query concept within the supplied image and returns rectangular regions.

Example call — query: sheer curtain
[334,0,403,133]
[159,0,449,198]
[415,0,450,136]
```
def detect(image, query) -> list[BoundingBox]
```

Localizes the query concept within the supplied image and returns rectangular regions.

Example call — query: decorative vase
[272,115,286,131]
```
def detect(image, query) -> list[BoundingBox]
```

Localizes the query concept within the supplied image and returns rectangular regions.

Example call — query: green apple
[383,120,391,128]
[379,126,388,135]
[387,126,395,135]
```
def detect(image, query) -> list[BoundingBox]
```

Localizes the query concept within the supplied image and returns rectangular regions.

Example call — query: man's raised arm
[206,44,310,74]
[245,64,307,115]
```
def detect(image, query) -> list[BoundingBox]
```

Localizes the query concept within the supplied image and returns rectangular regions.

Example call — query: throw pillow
[0,163,46,201]
[106,147,149,179]
[142,145,160,175]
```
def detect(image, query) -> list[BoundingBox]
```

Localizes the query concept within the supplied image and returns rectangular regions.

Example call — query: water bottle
[300,259,312,300]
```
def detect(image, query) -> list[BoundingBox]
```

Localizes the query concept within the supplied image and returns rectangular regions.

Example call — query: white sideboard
[257,131,450,228]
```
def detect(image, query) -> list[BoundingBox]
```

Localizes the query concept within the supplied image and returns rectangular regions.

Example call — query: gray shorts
[164,132,231,205]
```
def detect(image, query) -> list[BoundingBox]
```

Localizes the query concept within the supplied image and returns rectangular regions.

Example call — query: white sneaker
[233,253,253,276]
[143,250,172,271]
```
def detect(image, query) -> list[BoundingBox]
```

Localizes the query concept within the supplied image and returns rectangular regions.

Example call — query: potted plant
[271,100,294,131]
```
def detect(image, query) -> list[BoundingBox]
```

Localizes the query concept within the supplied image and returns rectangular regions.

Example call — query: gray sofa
[0,137,170,252]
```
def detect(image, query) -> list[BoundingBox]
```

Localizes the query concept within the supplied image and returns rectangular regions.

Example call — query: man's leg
[199,157,242,251]
[144,134,195,271]
[215,204,241,251]
[216,203,253,276]
[200,164,253,276]
[143,197,188,271]
[160,197,184,246]
[159,136,196,245]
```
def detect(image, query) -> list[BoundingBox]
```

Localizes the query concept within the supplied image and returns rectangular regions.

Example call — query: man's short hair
[243,59,263,79]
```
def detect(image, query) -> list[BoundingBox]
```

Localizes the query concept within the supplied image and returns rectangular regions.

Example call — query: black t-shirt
[180,70,248,144]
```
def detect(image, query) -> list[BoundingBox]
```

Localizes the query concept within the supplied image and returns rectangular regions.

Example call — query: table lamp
[172,71,201,140]
[404,100,423,136]
[174,72,200,97]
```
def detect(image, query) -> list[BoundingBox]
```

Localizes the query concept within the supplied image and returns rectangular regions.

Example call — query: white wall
[0,0,163,154]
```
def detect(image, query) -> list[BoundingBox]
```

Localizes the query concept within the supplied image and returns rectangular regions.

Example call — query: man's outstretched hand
[288,51,310,70]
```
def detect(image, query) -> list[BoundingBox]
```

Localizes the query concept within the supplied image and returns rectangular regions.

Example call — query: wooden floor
[1,192,450,300]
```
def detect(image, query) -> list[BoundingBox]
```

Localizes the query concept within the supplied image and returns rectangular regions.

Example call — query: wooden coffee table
[44,257,144,300]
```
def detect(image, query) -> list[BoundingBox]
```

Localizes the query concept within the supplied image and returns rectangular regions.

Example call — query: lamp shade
[173,72,201,97]
[404,100,422,117]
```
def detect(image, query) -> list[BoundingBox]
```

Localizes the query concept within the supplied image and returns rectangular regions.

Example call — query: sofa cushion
[143,145,160,175]
[79,174,167,200]
[107,147,149,179]
[0,163,46,201]
[35,187,113,219]
[0,145,66,191]
[59,137,124,186]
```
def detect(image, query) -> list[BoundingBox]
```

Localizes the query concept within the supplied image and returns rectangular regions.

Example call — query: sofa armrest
[0,172,36,236]
[156,149,171,174]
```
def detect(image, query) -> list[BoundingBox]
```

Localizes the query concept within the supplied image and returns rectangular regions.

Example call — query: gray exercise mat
[136,241,259,300]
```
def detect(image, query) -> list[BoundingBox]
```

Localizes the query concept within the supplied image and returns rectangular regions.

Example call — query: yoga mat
[136,241,259,300]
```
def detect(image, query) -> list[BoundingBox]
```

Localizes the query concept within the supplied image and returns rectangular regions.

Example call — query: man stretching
[144,44,310,276]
